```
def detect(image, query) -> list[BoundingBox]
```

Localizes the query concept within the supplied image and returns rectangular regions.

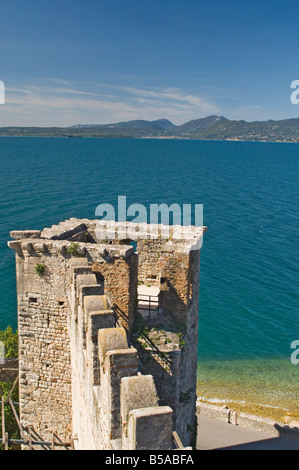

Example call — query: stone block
[98,327,128,364]
[10,230,41,239]
[80,285,104,306]
[106,348,138,439]
[33,243,47,253]
[7,240,21,250]
[21,242,34,252]
[76,274,97,292]
[230,410,237,425]
[127,406,173,450]
[84,295,109,313]
[237,412,279,436]
[70,260,91,278]
[89,311,115,338]
[197,402,230,423]
[120,375,159,428]
[42,222,87,240]
[76,246,86,256]
[107,348,138,374]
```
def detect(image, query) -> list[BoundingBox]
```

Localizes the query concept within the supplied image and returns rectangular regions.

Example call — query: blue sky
[0,0,298,126]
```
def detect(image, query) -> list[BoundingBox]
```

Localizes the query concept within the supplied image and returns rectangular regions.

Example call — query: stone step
[41,219,87,240]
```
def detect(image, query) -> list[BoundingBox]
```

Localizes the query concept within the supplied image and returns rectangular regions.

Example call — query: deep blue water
[1,137,298,408]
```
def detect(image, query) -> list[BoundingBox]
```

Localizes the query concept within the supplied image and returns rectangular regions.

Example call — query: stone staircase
[41,218,88,241]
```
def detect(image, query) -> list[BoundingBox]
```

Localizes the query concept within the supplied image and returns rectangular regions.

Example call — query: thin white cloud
[97,83,219,115]
[43,78,72,86]
[0,81,220,126]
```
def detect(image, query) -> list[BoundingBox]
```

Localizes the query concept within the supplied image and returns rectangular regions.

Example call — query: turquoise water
[0,137,298,412]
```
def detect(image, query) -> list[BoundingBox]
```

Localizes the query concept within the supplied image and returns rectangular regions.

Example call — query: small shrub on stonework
[35,263,46,276]
[177,332,186,349]
[66,242,79,256]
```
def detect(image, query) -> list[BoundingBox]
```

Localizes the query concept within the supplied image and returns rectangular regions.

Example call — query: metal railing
[173,431,184,449]
[137,293,160,317]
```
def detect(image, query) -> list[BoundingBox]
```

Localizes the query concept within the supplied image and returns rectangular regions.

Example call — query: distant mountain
[71,119,176,131]
[174,115,228,134]
[1,116,299,142]
[108,118,176,131]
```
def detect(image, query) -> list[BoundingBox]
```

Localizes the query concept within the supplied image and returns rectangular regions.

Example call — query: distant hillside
[1,116,299,142]
[195,117,299,143]
[70,118,176,131]
[174,115,229,134]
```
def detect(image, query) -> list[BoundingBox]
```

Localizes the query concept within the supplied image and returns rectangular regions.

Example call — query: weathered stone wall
[175,249,201,444]
[137,239,192,324]
[132,246,201,445]
[13,241,73,442]
[92,254,138,332]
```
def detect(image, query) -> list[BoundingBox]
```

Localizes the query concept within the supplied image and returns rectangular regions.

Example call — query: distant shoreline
[0,134,298,145]
[0,115,299,143]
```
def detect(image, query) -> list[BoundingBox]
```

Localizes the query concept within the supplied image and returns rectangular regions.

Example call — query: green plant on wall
[177,332,186,349]
[66,242,80,256]
[34,263,46,276]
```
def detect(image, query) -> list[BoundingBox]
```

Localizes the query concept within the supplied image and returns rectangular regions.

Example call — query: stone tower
[8,218,206,449]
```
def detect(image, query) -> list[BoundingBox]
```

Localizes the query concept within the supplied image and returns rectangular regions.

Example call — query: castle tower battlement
[8,218,207,449]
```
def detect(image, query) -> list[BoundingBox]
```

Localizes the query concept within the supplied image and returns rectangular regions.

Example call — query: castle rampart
[8,218,206,449]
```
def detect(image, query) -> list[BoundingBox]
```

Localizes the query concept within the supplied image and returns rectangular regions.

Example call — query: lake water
[0,137,298,417]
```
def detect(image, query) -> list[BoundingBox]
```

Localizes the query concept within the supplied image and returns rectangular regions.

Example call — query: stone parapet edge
[196,400,299,441]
